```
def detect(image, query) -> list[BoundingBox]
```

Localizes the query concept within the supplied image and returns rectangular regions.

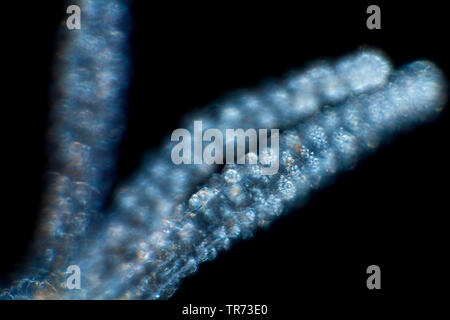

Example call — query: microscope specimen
[0,0,446,299]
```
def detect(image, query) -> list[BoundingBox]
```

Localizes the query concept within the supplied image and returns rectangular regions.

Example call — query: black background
[1,0,448,315]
